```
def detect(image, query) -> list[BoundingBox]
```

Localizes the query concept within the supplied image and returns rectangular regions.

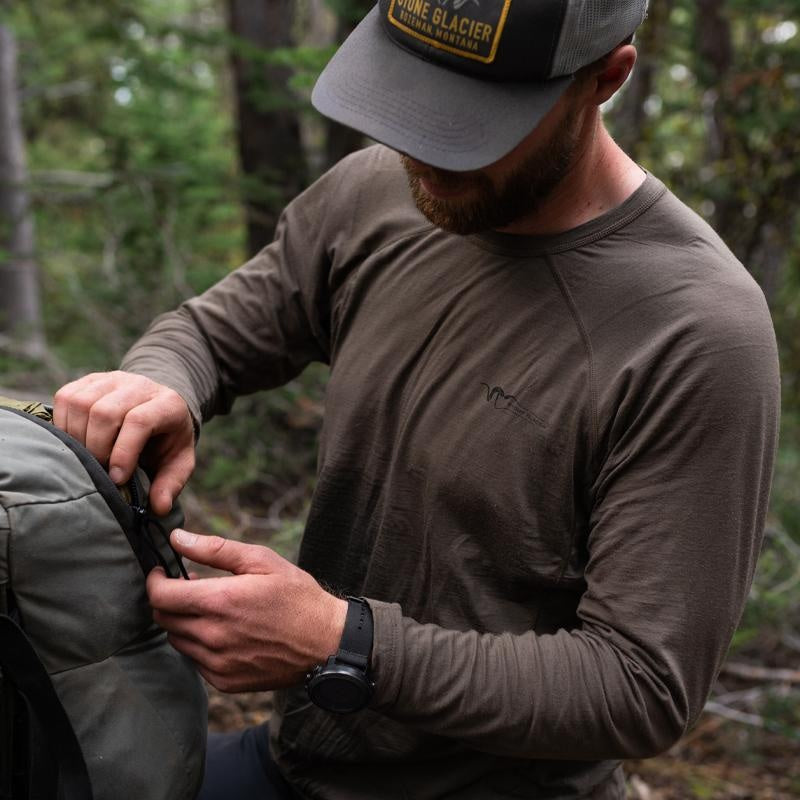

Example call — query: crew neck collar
[467,172,667,258]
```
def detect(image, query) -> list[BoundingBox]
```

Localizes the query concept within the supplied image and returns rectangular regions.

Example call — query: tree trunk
[323,0,372,169]
[694,0,741,249]
[324,113,366,171]
[0,23,45,355]
[696,0,733,162]
[227,0,307,258]
[612,0,675,162]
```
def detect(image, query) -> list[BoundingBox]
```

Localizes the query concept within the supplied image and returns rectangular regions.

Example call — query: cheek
[484,101,582,177]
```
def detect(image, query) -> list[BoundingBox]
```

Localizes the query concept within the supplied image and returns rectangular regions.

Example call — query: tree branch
[721,662,800,684]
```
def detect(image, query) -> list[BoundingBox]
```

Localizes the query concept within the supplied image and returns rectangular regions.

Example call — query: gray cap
[312,0,648,171]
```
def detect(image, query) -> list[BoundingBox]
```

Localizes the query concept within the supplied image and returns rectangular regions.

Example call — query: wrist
[306,596,374,713]
[317,594,348,663]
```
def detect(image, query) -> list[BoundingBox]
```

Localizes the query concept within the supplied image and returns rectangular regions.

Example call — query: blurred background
[0,0,798,796]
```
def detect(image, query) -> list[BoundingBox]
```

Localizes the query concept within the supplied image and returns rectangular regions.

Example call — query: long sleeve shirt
[122,145,780,800]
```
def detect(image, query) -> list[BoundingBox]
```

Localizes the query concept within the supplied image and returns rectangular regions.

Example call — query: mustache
[401,156,475,189]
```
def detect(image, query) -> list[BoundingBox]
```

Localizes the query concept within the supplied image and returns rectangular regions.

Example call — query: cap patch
[388,0,512,64]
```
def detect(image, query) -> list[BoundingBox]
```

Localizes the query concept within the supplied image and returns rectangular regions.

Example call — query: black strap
[0,670,15,799]
[0,586,18,800]
[336,597,373,672]
[0,616,93,800]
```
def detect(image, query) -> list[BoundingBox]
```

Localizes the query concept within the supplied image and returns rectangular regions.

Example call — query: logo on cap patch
[388,0,512,64]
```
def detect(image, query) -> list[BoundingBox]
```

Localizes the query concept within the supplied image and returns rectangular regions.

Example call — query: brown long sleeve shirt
[122,145,780,799]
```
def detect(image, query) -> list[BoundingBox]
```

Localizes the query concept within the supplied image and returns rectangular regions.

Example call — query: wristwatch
[305,596,374,713]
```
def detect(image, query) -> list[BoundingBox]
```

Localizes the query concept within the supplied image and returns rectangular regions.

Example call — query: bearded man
[54,2,779,798]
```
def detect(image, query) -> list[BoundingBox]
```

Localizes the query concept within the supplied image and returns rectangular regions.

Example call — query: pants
[197,723,296,800]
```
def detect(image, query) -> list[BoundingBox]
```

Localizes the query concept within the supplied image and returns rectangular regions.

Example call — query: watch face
[307,665,372,714]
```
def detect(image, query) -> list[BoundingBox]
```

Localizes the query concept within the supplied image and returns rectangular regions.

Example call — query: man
[54,1,780,798]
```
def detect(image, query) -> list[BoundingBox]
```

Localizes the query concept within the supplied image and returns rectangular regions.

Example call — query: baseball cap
[312,0,648,171]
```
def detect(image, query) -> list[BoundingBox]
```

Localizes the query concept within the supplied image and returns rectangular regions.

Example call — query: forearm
[367,600,686,760]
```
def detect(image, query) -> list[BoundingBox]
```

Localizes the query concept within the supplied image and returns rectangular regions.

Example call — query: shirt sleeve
[120,166,345,426]
[366,291,780,760]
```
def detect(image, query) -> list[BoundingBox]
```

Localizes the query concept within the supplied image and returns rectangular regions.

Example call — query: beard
[401,107,582,236]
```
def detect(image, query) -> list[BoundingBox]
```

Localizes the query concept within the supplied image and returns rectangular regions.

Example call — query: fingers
[164,634,228,692]
[107,397,195,512]
[165,632,214,666]
[84,395,136,469]
[153,610,204,640]
[157,624,228,688]
[146,565,210,616]
[168,530,289,576]
[54,371,195,502]
[53,373,111,448]
[148,549,339,694]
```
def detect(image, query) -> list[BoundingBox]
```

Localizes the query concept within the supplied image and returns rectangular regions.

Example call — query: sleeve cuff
[364,598,405,711]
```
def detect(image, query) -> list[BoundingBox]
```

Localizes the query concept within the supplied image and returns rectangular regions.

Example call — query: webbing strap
[0,672,14,799]
[0,616,93,800]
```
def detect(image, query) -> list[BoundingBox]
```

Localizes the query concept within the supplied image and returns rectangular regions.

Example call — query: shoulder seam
[546,255,599,588]
[546,256,598,454]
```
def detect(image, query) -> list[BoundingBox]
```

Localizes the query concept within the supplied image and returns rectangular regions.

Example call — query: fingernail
[173,529,198,547]
[109,467,124,484]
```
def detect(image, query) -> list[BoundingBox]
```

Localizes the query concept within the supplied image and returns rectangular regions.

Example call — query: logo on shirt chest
[481,384,547,429]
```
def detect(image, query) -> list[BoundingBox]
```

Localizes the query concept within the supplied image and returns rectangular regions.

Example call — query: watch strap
[336,596,373,672]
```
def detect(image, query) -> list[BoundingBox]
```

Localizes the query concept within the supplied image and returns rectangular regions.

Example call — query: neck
[496,113,646,237]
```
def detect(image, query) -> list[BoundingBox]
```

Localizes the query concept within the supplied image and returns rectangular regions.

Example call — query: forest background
[1,0,799,797]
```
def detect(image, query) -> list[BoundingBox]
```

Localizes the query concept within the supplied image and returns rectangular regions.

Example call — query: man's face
[401,94,583,235]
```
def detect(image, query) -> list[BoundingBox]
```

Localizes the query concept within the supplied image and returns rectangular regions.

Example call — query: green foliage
[8,0,339,374]
[607,8,800,727]
[738,411,800,651]
[323,0,373,25]
[4,0,334,531]
[194,364,327,503]
[10,0,246,368]
[5,1,800,754]
[609,1,800,260]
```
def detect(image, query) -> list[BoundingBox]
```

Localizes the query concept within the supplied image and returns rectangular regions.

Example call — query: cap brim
[312,6,573,172]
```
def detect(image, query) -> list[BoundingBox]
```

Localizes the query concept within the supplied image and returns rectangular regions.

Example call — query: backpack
[0,399,207,800]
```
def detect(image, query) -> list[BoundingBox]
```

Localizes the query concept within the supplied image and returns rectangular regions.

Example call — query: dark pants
[197,723,296,800]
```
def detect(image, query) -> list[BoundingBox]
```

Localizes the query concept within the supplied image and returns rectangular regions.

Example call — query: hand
[147,530,348,693]
[53,371,195,515]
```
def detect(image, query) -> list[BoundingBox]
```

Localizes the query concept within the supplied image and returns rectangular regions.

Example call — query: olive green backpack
[0,399,207,799]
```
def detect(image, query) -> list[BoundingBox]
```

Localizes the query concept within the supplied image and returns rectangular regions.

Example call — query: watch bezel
[306,657,374,714]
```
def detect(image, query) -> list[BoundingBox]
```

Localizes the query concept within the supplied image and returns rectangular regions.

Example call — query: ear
[592,45,638,105]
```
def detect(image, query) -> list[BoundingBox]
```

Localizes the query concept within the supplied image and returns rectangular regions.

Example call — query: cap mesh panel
[552,0,648,77]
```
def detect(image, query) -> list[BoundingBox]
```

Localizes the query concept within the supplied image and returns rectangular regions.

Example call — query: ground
[205,685,800,798]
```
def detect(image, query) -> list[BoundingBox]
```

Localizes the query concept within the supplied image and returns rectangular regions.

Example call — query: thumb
[169,530,288,576]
